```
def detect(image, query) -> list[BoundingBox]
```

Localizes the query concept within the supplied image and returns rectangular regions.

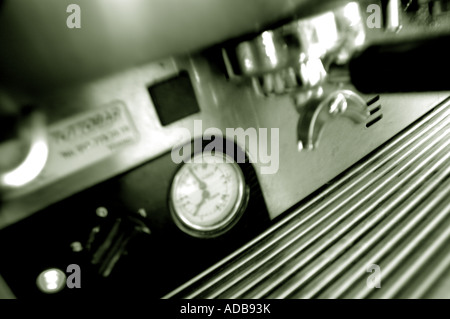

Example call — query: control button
[36,268,66,294]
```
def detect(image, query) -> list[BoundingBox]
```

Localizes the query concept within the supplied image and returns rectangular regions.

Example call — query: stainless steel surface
[0,48,446,229]
[163,98,450,298]
[1,0,447,231]
[1,0,449,301]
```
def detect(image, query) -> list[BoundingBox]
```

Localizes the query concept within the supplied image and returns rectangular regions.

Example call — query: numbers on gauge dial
[171,153,242,230]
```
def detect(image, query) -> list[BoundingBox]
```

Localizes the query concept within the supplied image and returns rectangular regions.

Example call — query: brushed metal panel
[163,99,450,299]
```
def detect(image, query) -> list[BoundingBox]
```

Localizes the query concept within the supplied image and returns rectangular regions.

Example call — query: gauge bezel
[169,151,248,238]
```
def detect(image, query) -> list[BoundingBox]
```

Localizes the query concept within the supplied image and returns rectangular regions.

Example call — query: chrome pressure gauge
[169,152,248,238]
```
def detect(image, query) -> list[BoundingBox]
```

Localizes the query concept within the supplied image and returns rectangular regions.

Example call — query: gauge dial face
[170,152,247,237]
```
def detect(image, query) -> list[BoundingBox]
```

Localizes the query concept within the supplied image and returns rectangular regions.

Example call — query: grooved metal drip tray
[164,98,450,299]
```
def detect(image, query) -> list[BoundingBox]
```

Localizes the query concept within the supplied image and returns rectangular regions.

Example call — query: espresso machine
[0,0,449,299]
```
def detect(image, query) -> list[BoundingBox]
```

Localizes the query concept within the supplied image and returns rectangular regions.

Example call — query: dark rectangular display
[148,71,200,126]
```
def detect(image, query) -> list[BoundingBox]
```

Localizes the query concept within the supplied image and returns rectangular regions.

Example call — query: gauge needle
[189,167,212,215]
[189,167,207,190]
[193,190,210,216]
[207,193,220,201]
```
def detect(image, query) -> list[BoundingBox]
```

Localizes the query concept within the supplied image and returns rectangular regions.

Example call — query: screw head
[96,207,108,218]
[70,241,83,252]
[137,208,147,218]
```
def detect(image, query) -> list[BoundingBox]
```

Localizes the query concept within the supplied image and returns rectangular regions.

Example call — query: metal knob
[86,209,151,278]
[222,2,366,96]
[0,91,49,190]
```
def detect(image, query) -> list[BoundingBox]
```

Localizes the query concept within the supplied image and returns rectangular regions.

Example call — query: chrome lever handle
[0,91,49,191]
[296,89,370,151]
